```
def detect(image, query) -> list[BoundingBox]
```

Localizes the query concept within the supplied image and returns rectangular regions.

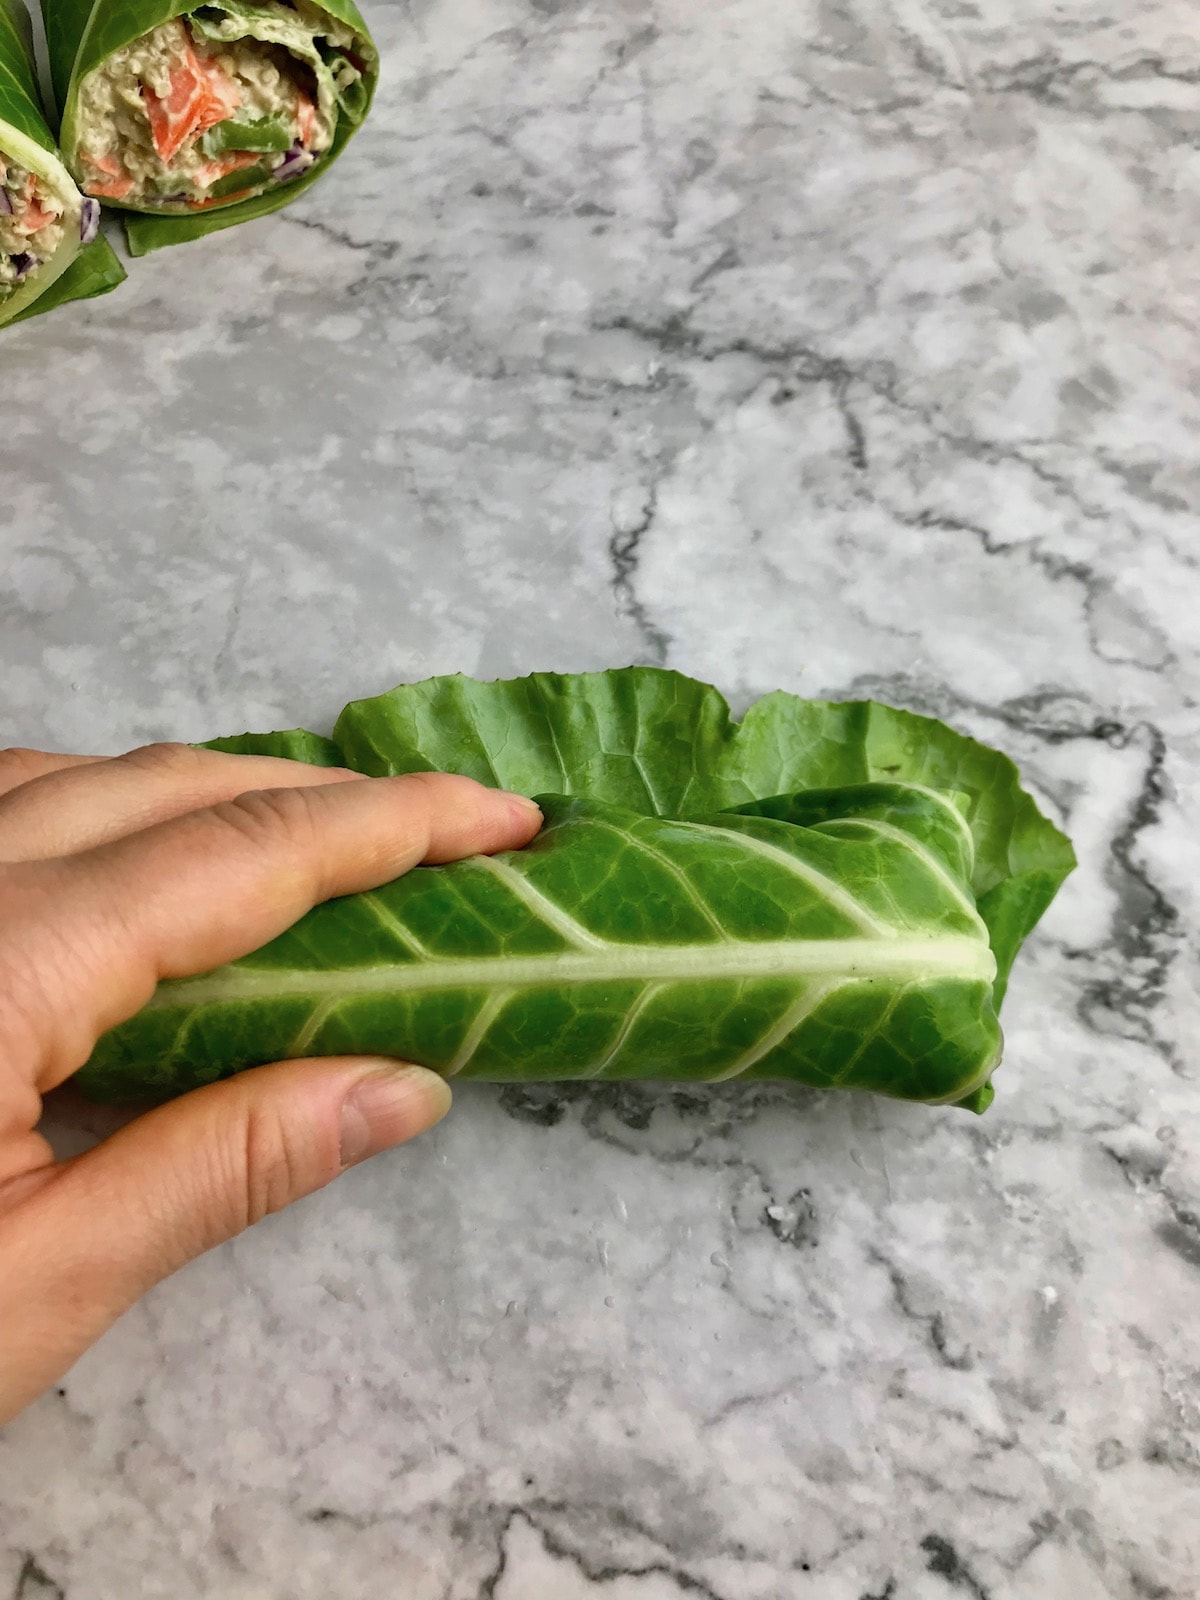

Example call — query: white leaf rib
[289,996,338,1057]
[814,818,982,924]
[587,819,729,938]
[542,707,571,789]
[708,979,847,1081]
[828,988,907,1087]
[682,820,893,936]
[150,936,995,1009]
[467,854,610,950]
[360,891,434,959]
[894,782,977,874]
[582,982,664,1078]
[631,750,664,814]
[444,990,510,1077]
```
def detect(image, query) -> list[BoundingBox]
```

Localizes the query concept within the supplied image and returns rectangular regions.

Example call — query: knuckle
[404,769,458,797]
[395,769,451,820]
[117,741,203,777]
[0,747,52,787]
[237,1102,312,1228]
[209,785,321,854]
[0,864,101,1080]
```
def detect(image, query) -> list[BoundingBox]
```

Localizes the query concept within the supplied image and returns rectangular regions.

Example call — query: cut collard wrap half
[0,0,123,328]
[81,670,1076,1115]
[44,0,377,254]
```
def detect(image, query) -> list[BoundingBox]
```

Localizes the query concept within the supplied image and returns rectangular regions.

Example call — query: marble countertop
[2,0,1199,1594]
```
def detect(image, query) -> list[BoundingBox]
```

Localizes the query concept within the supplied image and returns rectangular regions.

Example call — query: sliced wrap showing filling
[0,0,120,329]
[0,155,78,303]
[71,0,371,211]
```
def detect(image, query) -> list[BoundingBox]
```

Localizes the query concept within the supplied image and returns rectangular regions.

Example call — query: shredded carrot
[85,173,135,199]
[20,199,57,231]
[143,30,243,161]
[82,151,134,197]
[195,52,242,134]
[296,91,315,146]
[19,178,58,232]
[87,151,123,178]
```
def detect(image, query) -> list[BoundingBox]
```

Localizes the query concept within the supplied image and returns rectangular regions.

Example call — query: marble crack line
[594,311,854,388]
[477,1506,731,1600]
[888,509,1174,672]
[609,307,1138,539]
[698,1375,805,1433]
[859,1582,898,1600]
[599,310,871,467]
[11,1555,65,1600]
[866,1245,974,1371]
[1076,723,1186,1071]
[608,480,671,665]
[281,211,402,265]
[839,671,1128,762]
[981,50,1200,104]
[921,1535,992,1600]
[595,313,1154,528]
[1102,1144,1200,1274]
[497,1078,823,1149]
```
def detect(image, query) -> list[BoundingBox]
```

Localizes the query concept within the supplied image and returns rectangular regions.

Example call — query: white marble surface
[3,0,1200,1594]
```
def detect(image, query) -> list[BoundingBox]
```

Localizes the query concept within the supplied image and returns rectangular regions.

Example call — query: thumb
[0,1059,450,1422]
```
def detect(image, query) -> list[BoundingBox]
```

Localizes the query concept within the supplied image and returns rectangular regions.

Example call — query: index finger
[0,748,102,800]
[0,743,366,863]
[4,773,542,1091]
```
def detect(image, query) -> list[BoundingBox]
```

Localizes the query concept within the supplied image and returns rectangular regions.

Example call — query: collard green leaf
[217,669,1076,998]
[0,0,57,151]
[6,232,126,324]
[80,670,1073,1110]
[81,788,1004,1109]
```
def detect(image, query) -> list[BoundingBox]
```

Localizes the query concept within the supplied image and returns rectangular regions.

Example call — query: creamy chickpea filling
[73,1,366,209]
[0,157,74,298]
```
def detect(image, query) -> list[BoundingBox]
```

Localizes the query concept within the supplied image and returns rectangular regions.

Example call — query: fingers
[0,743,365,863]
[0,747,100,801]
[5,772,542,1088]
[0,1057,450,1425]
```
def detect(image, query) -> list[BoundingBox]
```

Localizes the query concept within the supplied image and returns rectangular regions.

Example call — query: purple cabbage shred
[80,197,101,243]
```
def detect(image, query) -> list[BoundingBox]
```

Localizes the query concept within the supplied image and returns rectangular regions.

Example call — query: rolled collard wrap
[44,0,377,254]
[82,671,1077,1112]
[0,0,123,328]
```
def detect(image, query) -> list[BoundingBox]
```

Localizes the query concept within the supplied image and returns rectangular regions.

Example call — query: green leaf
[201,113,293,155]
[79,670,1073,1109]
[0,0,57,150]
[204,727,344,765]
[80,788,1005,1109]
[5,232,126,324]
[317,668,1076,999]
[202,157,274,197]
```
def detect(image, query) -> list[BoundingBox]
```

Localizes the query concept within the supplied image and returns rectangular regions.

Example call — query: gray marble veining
[2,0,1199,1595]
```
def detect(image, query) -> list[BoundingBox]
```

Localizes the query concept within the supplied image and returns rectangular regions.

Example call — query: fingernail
[339,1065,452,1168]
[504,793,543,824]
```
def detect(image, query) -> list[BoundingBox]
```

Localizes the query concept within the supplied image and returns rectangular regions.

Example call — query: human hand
[0,742,542,1423]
